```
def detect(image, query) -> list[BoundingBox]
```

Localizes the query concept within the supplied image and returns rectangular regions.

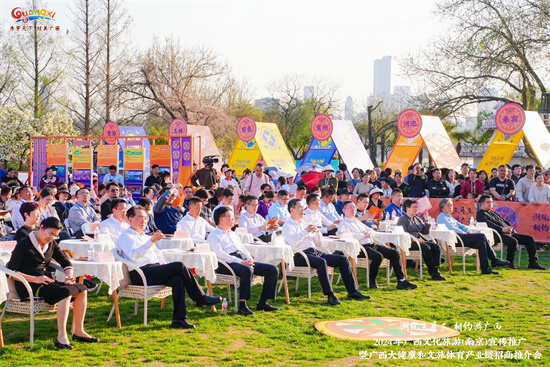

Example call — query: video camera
[202,155,220,167]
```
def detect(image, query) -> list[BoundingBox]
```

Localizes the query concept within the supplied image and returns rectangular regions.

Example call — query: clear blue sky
[1,0,442,107]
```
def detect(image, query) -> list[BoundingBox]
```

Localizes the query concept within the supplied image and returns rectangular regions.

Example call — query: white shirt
[210,203,234,222]
[282,217,321,251]
[11,199,27,230]
[207,227,252,264]
[176,213,215,242]
[100,216,129,242]
[267,201,290,221]
[102,173,124,185]
[304,207,334,234]
[319,200,341,223]
[238,210,268,237]
[219,178,240,192]
[281,183,297,195]
[117,227,167,268]
[337,217,374,245]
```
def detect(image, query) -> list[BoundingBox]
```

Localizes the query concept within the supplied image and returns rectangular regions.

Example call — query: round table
[373,231,412,255]
[243,243,294,304]
[157,238,194,251]
[161,249,218,283]
[59,239,115,257]
[321,238,362,261]
[430,229,458,251]
[56,260,124,296]
[236,233,254,244]
[467,226,495,246]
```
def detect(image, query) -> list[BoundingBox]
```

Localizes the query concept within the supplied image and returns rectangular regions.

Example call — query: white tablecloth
[59,239,115,257]
[56,260,124,295]
[157,238,194,250]
[468,227,495,246]
[244,243,295,271]
[321,238,362,262]
[373,231,412,256]
[0,268,8,304]
[161,249,218,282]
[236,233,254,244]
[431,229,458,251]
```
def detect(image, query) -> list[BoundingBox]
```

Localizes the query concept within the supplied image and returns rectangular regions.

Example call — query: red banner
[380,198,550,242]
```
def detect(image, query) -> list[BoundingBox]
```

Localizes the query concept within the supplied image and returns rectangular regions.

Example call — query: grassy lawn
[1,249,548,366]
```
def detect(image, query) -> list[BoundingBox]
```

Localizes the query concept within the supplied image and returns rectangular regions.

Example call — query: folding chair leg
[96,280,103,294]
[295,278,299,291]
[419,257,423,281]
[227,286,232,303]
[234,283,238,313]
[143,299,148,326]
[336,274,341,285]
[161,298,166,309]
[107,304,116,322]
[134,299,139,315]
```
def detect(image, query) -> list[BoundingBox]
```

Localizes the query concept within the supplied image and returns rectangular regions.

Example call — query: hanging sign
[397,109,423,138]
[495,103,525,136]
[236,116,257,143]
[311,114,333,141]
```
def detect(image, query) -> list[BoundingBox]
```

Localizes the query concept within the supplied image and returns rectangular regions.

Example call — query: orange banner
[71,147,92,169]
[97,145,118,167]
[47,145,67,166]
[150,145,171,167]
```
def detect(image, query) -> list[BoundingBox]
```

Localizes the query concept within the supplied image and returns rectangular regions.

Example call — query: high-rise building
[373,56,391,96]
[345,96,355,121]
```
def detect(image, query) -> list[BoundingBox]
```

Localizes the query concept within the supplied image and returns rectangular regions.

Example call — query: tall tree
[0,30,20,106]
[403,0,550,115]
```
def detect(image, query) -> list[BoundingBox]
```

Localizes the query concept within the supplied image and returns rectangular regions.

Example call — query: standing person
[510,164,523,184]
[427,168,450,198]
[348,168,363,189]
[397,199,445,281]
[283,199,370,304]
[144,165,163,187]
[352,173,373,198]
[8,217,97,349]
[117,206,221,329]
[243,163,270,197]
[334,170,348,194]
[317,165,338,194]
[190,158,219,190]
[407,163,427,197]
[380,178,393,197]
[100,182,120,220]
[489,165,516,201]
[528,173,550,204]
[477,195,545,270]
[39,166,60,189]
[281,175,298,196]
[516,165,536,203]
[461,169,485,201]
[102,165,124,185]
[444,170,459,197]
[239,168,251,193]
[490,168,498,179]
[368,169,382,189]
[219,169,241,192]
[437,198,508,274]
[208,206,279,315]
[393,172,410,197]
[461,163,470,178]
[477,170,490,194]
[1,168,24,187]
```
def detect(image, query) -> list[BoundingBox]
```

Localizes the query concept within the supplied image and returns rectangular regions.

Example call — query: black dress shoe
[196,295,222,307]
[54,339,73,349]
[256,302,279,312]
[347,291,371,299]
[508,262,517,269]
[171,320,196,329]
[429,271,446,281]
[368,280,378,289]
[327,294,341,305]
[396,279,418,290]
[72,334,99,343]
[528,262,546,270]
[481,268,499,275]
[491,259,510,267]
[237,304,255,316]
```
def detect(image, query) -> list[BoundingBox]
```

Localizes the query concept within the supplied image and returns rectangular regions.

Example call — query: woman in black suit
[7,217,97,349]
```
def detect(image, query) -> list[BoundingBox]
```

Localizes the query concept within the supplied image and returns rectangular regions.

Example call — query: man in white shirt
[294,185,308,207]
[319,188,341,223]
[211,189,235,222]
[238,195,278,242]
[11,185,34,230]
[267,189,290,225]
[67,188,100,238]
[100,198,129,241]
[243,163,270,197]
[219,169,240,193]
[177,197,215,242]
[516,164,536,203]
[207,206,279,316]
[102,165,124,185]
[338,200,417,290]
[282,198,370,305]
[117,206,221,329]
[304,193,338,236]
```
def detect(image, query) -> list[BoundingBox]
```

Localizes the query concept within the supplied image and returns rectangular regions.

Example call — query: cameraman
[191,157,219,190]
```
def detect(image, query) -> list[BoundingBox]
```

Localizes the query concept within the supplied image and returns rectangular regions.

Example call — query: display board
[46,144,68,183]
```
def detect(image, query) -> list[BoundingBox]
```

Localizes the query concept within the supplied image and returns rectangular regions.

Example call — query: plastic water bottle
[469,216,475,227]
[222,298,228,314]
[94,227,100,242]
[87,243,95,262]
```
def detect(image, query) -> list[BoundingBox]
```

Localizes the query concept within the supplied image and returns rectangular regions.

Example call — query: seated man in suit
[100,198,129,241]
[117,205,221,329]
[282,198,370,305]
[207,206,279,316]
[238,195,278,243]
[177,197,215,242]
[67,188,100,238]
[338,200,418,289]
[477,194,545,270]
[397,199,445,281]
[437,198,509,275]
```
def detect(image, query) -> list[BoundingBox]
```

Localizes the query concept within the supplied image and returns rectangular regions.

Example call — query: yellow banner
[47,145,67,166]
[478,131,524,173]
[71,147,92,169]
[97,145,118,167]
[384,135,423,173]
[254,122,296,174]
[123,148,145,171]
[228,141,262,176]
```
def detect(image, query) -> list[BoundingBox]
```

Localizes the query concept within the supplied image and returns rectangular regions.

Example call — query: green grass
[1,249,549,366]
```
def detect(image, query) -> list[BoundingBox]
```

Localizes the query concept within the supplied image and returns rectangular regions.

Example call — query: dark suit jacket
[476,209,511,235]
[397,214,431,240]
